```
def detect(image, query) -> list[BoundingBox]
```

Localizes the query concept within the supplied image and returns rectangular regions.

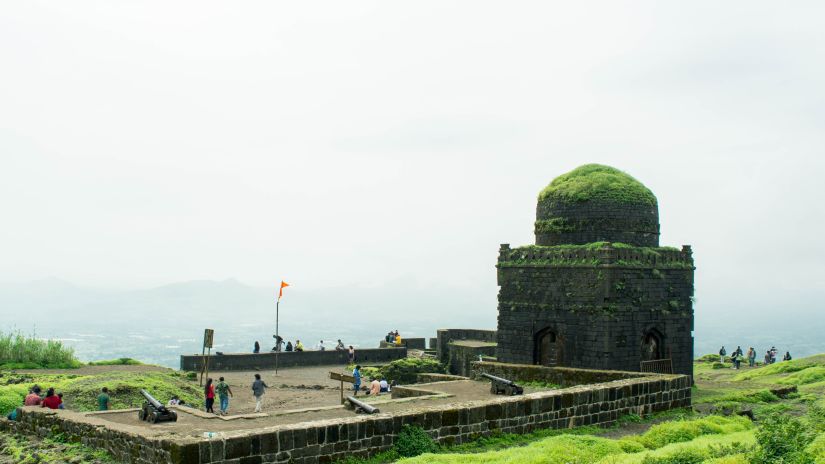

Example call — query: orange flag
[278,281,290,300]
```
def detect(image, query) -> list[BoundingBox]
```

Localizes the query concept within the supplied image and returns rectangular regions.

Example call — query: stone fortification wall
[180,348,406,372]
[535,199,659,247]
[447,343,497,377]
[472,361,651,386]
[435,329,496,365]
[7,366,690,464]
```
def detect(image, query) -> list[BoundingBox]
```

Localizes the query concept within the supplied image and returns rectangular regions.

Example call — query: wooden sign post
[329,371,355,404]
[200,329,215,387]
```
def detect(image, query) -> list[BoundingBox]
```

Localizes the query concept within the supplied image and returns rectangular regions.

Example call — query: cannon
[345,396,380,414]
[138,389,178,423]
[481,373,524,396]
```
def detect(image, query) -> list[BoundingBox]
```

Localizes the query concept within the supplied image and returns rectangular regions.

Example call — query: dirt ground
[91,365,555,438]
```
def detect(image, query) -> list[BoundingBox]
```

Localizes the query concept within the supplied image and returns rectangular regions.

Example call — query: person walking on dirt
[252,374,268,413]
[204,378,216,413]
[215,376,233,416]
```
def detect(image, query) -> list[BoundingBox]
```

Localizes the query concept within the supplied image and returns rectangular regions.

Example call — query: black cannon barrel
[481,372,517,386]
[140,389,166,411]
[346,396,380,414]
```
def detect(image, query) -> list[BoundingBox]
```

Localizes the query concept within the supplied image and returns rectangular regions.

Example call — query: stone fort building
[495,164,695,377]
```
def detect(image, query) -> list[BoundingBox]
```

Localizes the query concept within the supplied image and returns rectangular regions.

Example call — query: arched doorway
[641,329,663,361]
[535,328,561,366]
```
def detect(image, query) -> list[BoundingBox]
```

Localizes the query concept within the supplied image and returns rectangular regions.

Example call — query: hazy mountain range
[0,278,822,368]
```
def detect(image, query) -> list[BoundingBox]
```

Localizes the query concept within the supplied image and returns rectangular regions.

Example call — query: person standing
[97,387,110,411]
[253,341,260,354]
[719,346,726,364]
[215,376,233,416]
[252,374,268,413]
[348,346,355,364]
[352,365,362,396]
[204,378,216,413]
[770,346,778,364]
[747,347,756,367]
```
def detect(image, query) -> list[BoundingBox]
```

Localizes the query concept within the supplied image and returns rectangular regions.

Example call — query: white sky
[2,2,824,318]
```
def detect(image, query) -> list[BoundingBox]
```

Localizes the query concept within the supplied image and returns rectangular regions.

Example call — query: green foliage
[804,432,825,464]
[521,380,561,389]
[622,415,753,450]
[535,217,577,234]
[538,164,658,206]
[87,358,143,366]
[712,362,726,369]
[696,354,721,363]
[395,425,439,458]
[777,366,825,386]
[751,414,816,464]
[733,355,825,381]
[348,358,445,385]
[0,370,202,415]
[0,331,81,369]
[0,432,116,463]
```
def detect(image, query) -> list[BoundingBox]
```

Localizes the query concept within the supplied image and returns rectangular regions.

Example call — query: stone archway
[535,328,562,366]
[641,329,664,361]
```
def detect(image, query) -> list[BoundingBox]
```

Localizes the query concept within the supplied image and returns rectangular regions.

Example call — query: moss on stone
[538,164,657,206]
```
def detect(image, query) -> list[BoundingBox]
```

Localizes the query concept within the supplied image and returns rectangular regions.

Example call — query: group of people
[7,385,110,420]
[719,345,792,369]
[384,330,402,346]
[254,338,357,363]
[200,373,270,414]
[350,365,391,396]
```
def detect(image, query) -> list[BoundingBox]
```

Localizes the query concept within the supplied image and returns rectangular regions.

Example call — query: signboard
[329,372,356,383]
[203,329,214,349]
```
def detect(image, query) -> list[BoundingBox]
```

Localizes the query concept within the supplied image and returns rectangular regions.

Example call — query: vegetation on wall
[538,164,658,206]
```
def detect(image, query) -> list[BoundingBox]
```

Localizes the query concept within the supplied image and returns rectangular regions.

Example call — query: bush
[697,354,721,363]
[349,359,446,385]
[712,362,725,369]
[87,358,143,366]
[751,414,816,464]
[804,433,825,464]
[394,425,438,458]
[641,447,707,464]
[0,332,81,369]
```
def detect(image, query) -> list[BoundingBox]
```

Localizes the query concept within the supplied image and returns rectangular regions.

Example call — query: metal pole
[275,299,280,375]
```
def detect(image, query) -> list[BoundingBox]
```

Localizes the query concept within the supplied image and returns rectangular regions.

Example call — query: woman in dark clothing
[254,341,260,353]
[204,378,215,413]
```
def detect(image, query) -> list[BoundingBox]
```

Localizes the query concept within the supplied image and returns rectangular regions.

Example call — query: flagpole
[275,297,280,375]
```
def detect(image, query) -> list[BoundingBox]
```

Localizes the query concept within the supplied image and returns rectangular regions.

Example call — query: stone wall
[435,329,496,365]
[180,348,407,372]
[496,243,694,378]
[7,367,691,464]
[471,361,651,386]
[447,343,497,377]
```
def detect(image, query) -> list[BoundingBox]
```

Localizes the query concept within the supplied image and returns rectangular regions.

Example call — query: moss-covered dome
[535,164,660,247]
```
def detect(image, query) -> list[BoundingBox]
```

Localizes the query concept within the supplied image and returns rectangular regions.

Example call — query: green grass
[538,164,657,206]
[599,431,755,464]
[732,355,825,381]
[0,432,117,463]
[0,331,81,369]
[0,370,203,415]
[620,415,753,450]
[776,366,825,386]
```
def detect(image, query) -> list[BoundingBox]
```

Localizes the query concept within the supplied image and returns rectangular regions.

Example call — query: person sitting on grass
[368,378,381,396]
[98,387,110,411]
[24,385,42,406]
[41,388,61,410]
[57,393,65,409]
[783,351,792,361]
[168,395,181,406]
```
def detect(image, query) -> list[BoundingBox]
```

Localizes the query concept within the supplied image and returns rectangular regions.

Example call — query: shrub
[380,358,445,385]
[394,425,438,458]
[804,433,825,464]
[712,362,725,369]
[696,354,720,363]
[0,332,81,369]
[640,447,707,464]
[87,358,143,366]
[751,414,816,464]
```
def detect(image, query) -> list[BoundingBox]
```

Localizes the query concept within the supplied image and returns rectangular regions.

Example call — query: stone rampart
[180,348,406,372]
[8,365,691,464]
[435,329,496,365]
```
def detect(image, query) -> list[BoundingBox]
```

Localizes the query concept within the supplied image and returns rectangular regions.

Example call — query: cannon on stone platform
[481,373,524,396]
[138,389,178,423]
[345,396,380,414]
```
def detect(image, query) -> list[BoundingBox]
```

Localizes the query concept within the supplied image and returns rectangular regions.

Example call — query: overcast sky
[2,2,824,323]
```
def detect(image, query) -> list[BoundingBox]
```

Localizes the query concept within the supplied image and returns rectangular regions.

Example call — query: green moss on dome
[538,164,657,206]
